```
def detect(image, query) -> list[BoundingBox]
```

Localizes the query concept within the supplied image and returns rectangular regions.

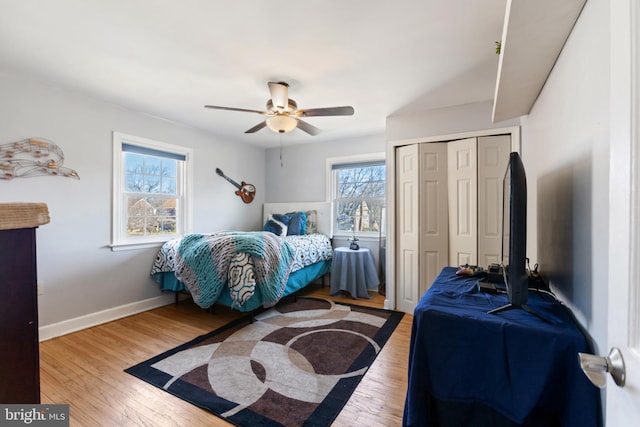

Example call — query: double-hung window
[329,154,386,238]
[111,132,193,251]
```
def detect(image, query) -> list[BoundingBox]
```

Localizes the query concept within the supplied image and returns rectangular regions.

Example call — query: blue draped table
[330,247,380,299]
[403,267,602,427]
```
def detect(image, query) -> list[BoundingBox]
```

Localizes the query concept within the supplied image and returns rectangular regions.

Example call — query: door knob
[578,347,625,388]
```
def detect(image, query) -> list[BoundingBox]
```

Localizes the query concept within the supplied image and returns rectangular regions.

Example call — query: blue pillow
[286,211,307,236]
[263,214,290,236]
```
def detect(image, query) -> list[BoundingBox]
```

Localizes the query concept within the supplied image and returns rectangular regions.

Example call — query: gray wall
[265,133,387,270]
[0,71,266,327]
[384,0,609,356]
[1,0,610,352]
[265,133,386,202]
[520,0,609,352]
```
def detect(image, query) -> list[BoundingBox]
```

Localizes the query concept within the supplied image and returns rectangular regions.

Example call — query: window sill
[108,240,166,252]
[332,234,385,242]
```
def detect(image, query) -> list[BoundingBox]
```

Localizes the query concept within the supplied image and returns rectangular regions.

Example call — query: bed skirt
[152,260,331,312]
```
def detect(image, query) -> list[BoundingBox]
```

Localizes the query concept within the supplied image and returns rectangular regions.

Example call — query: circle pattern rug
[125,297,404,427]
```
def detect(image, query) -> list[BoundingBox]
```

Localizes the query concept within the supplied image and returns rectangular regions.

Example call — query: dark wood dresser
[0,202,49,404]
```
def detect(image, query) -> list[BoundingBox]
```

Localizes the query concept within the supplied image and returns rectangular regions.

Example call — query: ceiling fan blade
[245,121,267,134]
[294,106,355,117]
[205,105,266,114]
[268,82,289,110]
[295,119,321,136]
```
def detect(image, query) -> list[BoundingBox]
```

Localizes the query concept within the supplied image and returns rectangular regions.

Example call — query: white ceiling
[0,0,507,147]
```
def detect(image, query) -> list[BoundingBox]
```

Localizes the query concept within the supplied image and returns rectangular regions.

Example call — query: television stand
[404,267,602,427]
[488,303,550,323]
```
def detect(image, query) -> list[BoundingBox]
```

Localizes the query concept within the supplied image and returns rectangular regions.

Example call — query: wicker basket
[0,203,50,230]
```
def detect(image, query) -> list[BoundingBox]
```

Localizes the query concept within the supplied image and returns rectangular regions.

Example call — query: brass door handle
[578,347,625,388]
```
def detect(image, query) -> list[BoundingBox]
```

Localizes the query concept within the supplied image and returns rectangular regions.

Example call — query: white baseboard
[38,294,175,342]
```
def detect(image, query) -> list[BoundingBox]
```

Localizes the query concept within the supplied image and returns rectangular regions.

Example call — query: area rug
[126,297,404,427]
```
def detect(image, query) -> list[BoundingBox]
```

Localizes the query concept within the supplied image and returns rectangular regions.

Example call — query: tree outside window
[334,161,386,235]
[124,152,178,236]
[111,132,192,250]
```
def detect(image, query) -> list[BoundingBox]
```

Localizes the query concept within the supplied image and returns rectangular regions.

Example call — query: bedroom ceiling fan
[204,81,354,136]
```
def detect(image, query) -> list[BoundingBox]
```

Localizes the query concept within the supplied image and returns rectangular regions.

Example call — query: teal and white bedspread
[151,232,332,310]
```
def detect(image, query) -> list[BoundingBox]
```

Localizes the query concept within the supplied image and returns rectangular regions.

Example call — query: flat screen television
[488,152,544,319]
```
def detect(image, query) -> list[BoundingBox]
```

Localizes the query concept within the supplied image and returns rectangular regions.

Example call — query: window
[111,132,192,251]
[329,154,386,237]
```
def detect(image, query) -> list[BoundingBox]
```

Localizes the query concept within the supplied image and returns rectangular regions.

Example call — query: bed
[150,202,333,312]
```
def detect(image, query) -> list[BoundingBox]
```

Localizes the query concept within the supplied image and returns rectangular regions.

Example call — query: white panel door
[395,144,420,313]
[419,143,449,296]
[447,138,477,266]
[477,135,511,268]
[606,0,640,423]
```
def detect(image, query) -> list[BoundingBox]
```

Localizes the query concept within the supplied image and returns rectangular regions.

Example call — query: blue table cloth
[403,267,602,427]
[330,247,380,299]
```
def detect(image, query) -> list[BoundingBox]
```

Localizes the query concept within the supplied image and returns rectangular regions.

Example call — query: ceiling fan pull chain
[279,133,284,167]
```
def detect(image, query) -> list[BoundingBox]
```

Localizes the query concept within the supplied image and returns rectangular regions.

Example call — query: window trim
[326,152,386,238]
[110,132,193,251]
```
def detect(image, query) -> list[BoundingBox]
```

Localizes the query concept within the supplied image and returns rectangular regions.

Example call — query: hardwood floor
[39,282,412,426]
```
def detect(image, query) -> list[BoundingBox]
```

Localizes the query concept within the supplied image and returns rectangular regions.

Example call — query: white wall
[265,133,387,272]
[265,133,386,202]
[386,100,520,142]
[520,0,609,352]
[0,71,266,332]
[383,0,609,355]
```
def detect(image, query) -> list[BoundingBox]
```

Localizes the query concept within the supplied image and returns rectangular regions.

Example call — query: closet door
[477,135,511,266]
[419,143,448,296]
[447,138,478,266]
[395,144,420,313]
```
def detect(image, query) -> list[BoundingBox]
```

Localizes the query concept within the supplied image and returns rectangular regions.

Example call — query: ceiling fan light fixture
[266,115,297,133]
[205,81,354,136]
